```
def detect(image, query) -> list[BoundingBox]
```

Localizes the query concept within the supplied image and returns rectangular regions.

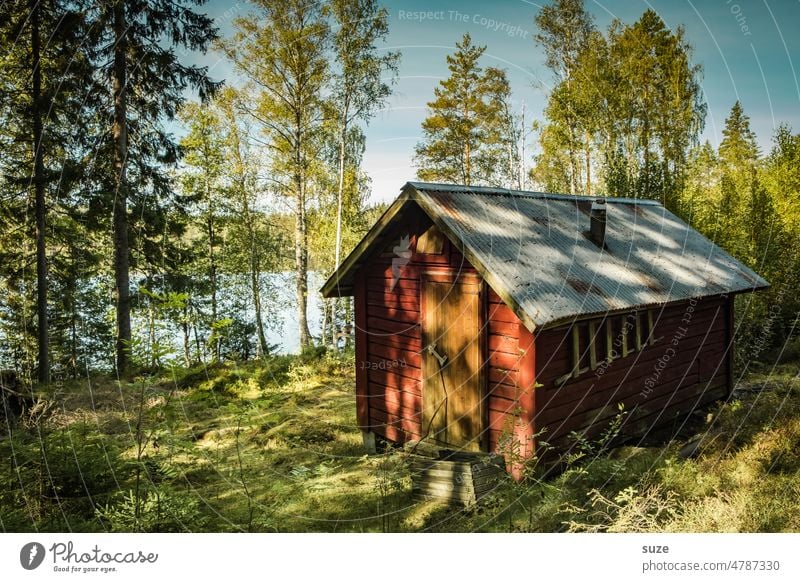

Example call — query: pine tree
[680,141,721,232]
[88,0,219,374]
[414,34,512,187]
[717,101,773,265]
[764,125,800,238]
[761,125,800,347]
[719,101,759,170]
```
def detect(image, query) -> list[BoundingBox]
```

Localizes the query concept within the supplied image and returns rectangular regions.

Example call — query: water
[133,271,325,360]
[266,271,324,354]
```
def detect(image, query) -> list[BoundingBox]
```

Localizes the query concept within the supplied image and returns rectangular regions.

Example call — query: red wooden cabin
[321,182,768,469]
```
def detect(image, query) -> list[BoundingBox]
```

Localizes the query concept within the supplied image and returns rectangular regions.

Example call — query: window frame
[554,308,663,387]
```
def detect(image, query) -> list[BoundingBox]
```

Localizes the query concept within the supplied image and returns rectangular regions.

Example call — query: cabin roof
[321,182,769,331]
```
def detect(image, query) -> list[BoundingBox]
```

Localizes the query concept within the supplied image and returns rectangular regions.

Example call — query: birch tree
[222,0,329,349]
[179,102,225,361]
[328,0,399,269]
[533,0,594,194]
[217,87,278,359]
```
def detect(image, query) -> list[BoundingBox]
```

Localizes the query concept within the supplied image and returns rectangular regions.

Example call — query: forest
[1,0,799,532]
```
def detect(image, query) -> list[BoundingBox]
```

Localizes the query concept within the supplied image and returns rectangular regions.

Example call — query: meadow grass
[1,354,798,532]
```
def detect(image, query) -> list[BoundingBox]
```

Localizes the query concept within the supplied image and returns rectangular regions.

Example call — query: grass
[1,353,799,532]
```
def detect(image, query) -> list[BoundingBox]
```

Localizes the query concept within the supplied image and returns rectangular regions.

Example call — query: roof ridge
[405,181,663,206]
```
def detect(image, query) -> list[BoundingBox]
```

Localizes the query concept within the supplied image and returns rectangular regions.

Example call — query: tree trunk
[321,301,329,348]
[333,117,349,352]
[191,306,204,365]
[331,300,337,348]
[464,140,471,186]
[585,130,592,196]
[70,293,78,377]
[31,0,49,384]
[112,0,131,376]
[519,101,526,189]
[295,171,310,349]
[334,121,347,270]
[251,254,268,359]
[207,214,219,361]
[230,112,268,360]
[67,275,77,377]
[568,122,579,195]
[148,301,156,369]
[182,305,191,366]
[564,76,579,195]
[643,115,650,198]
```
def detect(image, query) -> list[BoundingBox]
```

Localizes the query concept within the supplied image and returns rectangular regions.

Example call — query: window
[572,322,591,376]
[555,308,662,387]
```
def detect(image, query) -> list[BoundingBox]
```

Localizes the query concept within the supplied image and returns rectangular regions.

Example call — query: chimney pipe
[590,198,606,247]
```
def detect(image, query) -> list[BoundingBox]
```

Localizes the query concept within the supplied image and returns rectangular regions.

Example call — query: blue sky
[200,0,800,204]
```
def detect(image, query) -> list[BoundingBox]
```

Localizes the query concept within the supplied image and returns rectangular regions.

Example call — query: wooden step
[408,451,504,506]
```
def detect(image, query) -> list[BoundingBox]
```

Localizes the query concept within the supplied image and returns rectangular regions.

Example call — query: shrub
[97,487,206,532]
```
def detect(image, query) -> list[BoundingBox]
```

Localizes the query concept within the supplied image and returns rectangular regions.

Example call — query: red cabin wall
[355,203,529,452]
[485,288,526,452]
[533,295,733,456]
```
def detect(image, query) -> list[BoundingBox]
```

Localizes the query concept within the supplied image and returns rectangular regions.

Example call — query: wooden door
[421,272,483,451]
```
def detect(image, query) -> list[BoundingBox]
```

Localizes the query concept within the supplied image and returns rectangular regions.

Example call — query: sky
[199,0,800,205]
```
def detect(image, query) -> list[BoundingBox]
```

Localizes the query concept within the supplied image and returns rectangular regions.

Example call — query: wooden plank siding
[361,206,473,443]
[533,295,731,457]
[485,287,528,454]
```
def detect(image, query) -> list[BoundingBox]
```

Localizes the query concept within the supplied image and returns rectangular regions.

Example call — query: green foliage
[674,103,797,364]
[326,0,399,275]
[2,357,800,532]
[566,402,627,465]
[531,0,596,194]
[0,0,100,379]
[532,3,705,204]
[414,34,514,187]
[97,488,206,533]
[0,423,128,528]
[220,0,397,349]
[369,446,410,533]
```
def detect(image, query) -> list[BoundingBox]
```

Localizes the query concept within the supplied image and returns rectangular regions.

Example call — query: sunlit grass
[1,353,798,532]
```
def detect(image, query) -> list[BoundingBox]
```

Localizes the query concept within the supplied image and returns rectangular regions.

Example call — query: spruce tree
[86,0,219,374]
[0,0,95,381]
[719,101,759,170]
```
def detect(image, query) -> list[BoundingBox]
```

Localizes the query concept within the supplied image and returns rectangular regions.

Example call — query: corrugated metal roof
[321,182,769,330]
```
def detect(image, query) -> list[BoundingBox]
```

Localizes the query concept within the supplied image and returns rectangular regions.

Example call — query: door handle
[426,342,448,367]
